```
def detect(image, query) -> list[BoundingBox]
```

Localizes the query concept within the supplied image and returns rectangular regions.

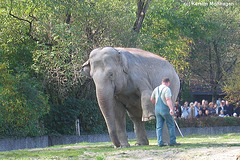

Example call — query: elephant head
[81,47,128,147]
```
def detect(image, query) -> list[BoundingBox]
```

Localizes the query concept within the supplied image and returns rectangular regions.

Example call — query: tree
[133,0,151,34]
[138,0,240,103]
[0,0,50,137]
[139,0,193,74]
[222,56,240,104]
[189,3,240,102]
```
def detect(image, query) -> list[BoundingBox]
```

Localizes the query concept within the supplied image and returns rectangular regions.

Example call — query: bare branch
[9,0,54,46]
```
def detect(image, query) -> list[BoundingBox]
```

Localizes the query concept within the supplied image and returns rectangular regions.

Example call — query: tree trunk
[133,0,151,33]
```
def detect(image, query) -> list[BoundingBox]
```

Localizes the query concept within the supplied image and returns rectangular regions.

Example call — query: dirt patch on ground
[29,143,240,160]
[103,146,240,160]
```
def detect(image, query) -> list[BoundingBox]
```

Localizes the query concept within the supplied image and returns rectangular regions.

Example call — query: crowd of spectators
[174,98,240,119]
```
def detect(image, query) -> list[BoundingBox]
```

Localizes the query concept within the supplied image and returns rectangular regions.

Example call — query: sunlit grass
[1,133,240,160]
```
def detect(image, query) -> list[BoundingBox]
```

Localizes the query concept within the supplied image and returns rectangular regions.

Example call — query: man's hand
[166,97,174,116]
[170,109,174,116]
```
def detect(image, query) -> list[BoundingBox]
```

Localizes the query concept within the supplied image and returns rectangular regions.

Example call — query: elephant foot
[114,143,130,148]
[135,143,141,146]
[135,142,149,146]
[121,144,130,148]
[142,115,155,122]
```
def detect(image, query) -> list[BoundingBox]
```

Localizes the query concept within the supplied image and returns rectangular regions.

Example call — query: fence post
[75,119,80,136]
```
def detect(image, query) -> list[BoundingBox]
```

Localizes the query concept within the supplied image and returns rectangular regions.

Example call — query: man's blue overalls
[155,86,176,146]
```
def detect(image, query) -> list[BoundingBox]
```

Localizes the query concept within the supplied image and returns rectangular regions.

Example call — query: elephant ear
[117,50,128,74]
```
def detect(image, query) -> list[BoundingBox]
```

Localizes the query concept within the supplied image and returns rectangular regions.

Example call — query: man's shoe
[169,143,181,146]
[158,144,167,147]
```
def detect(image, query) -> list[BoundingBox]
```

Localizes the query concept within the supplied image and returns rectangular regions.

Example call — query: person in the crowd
[202,104,207,116]
[218,101,226,115]
[225,100,234,116]
[174,101,182,118]
[204,100,209,108]
[201,99,205,107]
[219,110,225,117]
[181,101,190,119]
[196,110,203,118]
[214,103,218,116]
[233,113,238,117]
[216,98,221,108]
[189,102,195,119]
[197,102,202,113]
[234,102,240,117]
[221,100,226,107]
[205,109,210,117]
[208,102,216,116]
[193,101,198,117]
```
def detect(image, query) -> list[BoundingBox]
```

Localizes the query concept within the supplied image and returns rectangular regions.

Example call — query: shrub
[176,116,240,128]
[0,63,50,138]
[144,116,240,131]
[44,98,108,135]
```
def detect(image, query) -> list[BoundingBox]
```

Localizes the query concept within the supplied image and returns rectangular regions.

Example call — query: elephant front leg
[141,90,155,121]
[129,115,149,146]
[114,102,130,148]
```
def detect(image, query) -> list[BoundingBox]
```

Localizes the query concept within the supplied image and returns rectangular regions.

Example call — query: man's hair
[162,78,170,83]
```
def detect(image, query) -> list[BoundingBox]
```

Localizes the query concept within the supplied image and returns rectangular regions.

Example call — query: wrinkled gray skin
[81,47,180,148]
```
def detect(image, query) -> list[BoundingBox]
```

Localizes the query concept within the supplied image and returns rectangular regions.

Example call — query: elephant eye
[108,72,114,80]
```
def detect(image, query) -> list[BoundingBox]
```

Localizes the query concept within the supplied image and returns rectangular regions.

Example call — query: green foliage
[0,1,49,137]
[44,98,107,135]
[0,63,49,138]
[44,97,138,135]
[222,57,240,103]
[176,117,240,128]
[140,0,197,75]
[145,116,240,131]
[1,0,240,138]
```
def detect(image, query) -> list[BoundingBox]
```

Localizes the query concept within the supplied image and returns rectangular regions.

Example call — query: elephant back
[115,47,180,103]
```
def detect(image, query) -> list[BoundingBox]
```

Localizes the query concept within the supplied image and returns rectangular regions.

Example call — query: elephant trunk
[96,85,121,148]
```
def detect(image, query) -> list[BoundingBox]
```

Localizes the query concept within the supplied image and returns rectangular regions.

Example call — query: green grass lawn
[1,133,240,160]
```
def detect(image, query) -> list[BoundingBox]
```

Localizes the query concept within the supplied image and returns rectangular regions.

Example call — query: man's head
[194,101,198,106]
[226,100,229,106]
[162,78,170,86]
[205,109,209,115]
[198,110,202,115]
[209,102,213,108]
[236,102,239,107]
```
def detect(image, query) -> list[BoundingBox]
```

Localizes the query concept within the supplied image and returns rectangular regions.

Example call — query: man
[218,101,226,115]
[208,102,216,116]
[196,110,203,118]
[234,102,240,117]
[193,101,198,117]
[225,100,234,116]
[150,78,180,147]
[174,101,182,118]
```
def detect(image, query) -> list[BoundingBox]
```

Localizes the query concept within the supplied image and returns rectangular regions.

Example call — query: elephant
[81,47,180,148]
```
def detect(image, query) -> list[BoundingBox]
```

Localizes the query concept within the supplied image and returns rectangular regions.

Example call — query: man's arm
[166,97,174,116]
[150,97,155,105]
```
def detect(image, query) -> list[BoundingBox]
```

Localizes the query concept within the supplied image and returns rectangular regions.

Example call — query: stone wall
[1,126,239,152]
